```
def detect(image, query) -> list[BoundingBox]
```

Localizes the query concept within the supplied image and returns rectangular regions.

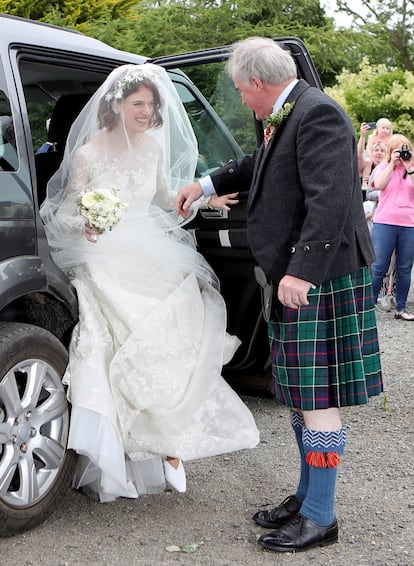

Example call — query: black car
[0,13,322,535]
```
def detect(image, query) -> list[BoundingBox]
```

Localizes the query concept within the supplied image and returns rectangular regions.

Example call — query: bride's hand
[208,192,239,211]
[85,224,99,243]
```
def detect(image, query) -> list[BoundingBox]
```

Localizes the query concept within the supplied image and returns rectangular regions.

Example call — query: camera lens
[399,144,412,161]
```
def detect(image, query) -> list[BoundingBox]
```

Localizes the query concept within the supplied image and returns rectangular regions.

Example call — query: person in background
[176,37,383,554]
[35,118,53,154]
[363,199,375,232]
[363,141,387,218]
[366,117,392,153]
[366,156,396,313]
[358,122,388,196]
[358,121,373,189]
[370,133,414,321]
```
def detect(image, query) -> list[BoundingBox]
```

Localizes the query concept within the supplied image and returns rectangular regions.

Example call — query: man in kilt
[176,37,383,553]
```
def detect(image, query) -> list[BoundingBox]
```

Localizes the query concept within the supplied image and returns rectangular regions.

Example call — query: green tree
[118,0,358,86]
[42,0,139,53]
[325,57,414,139]
[333,0,414,71]
[0,0,65,20]
[0,0,359,86]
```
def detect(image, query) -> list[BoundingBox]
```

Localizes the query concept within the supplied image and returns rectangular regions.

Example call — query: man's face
[233,75,271,121]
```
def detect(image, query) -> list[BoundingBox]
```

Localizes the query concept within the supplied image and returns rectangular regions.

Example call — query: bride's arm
[55,150,91,234]
[41,146,101,260]
[153,183,175,211]
[153,151,225,212]
[151,150,178,210]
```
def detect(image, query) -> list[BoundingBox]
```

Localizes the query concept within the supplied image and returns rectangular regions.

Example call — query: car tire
[0,322,75,536]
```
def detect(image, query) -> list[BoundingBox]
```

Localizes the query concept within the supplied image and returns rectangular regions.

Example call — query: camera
[398,143,412,161]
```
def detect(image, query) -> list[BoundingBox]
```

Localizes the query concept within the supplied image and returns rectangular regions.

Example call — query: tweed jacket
[210,79,374,287]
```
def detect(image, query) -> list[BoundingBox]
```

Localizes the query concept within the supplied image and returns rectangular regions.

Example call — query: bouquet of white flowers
[77,188,127,233]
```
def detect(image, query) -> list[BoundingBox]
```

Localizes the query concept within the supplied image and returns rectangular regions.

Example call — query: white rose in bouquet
[77,188,127,233]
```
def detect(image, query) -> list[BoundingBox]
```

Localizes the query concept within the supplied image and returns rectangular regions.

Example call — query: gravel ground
[1,291,413,566]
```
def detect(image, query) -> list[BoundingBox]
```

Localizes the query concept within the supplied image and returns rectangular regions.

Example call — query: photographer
[370,134,414,321]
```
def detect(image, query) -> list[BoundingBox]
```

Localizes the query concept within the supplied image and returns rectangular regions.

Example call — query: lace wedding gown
[52,134,259,501]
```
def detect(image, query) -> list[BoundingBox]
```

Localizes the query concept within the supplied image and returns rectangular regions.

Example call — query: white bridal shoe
[163,459,187,493]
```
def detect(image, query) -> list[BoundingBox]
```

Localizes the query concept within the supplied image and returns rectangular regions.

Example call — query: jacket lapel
[248,80,310,208]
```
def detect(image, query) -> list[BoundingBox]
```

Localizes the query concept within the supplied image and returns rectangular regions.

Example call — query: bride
[40,63,259,502]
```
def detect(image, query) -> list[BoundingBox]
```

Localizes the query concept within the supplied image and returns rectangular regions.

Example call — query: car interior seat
[35,93,91,204]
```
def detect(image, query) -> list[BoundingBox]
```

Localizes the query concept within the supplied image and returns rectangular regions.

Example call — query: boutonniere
[267,102,295,128]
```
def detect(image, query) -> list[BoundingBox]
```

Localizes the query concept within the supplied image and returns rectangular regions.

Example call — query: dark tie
[264,124,275,147]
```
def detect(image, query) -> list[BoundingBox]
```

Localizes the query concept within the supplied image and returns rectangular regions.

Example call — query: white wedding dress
[51,134,259,501]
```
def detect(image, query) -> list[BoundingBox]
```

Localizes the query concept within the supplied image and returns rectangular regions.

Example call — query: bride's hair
[98,76,163,131]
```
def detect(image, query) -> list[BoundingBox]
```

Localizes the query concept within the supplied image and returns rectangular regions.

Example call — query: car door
[152,39,323,392]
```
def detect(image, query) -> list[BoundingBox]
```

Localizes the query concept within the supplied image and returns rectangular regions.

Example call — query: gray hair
[228,37,297,85]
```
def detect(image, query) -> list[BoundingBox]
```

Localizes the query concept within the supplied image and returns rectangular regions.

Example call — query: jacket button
[304,245,310,252]
[324,243,331,250]
[290,246,296,253]
[228,168,234,173]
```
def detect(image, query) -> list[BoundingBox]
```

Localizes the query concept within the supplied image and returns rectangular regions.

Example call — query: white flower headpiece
[105,68,161,102]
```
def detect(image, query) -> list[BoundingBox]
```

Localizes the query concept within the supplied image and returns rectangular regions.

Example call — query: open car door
[151,38,323,393]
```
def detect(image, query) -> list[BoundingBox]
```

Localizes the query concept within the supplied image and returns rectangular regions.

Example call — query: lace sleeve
[197,196,213,209]
[54,149,90,234]
[152,148,177,211]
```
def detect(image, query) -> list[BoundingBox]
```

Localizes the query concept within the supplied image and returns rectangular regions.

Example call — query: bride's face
[121,86,156,134]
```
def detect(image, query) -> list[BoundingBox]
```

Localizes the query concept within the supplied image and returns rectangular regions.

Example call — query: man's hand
[278,275,312,309]
[176,182,203,218]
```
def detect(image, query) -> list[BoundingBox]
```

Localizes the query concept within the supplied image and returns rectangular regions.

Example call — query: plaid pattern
[269,267,383,410]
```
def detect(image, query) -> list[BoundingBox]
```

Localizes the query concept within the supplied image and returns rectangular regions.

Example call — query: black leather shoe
[253,495,302,528]
[258,514,338,553]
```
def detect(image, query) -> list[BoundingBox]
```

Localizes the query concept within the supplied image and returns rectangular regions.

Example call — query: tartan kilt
[269,267,383,410]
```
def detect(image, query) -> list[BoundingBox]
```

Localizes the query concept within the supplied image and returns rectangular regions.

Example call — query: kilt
[269,267,383,410]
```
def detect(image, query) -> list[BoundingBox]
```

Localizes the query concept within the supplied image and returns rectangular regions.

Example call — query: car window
[16,57,107,203]
[27,100,55,155]
[179,61,257,156]
[174,80,244,177]
[0,90,18,172]
[0,57,35,259]
[17,55,248,197]
[15,54,250,203]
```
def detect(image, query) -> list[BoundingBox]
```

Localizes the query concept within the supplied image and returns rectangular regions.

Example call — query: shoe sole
[258,534,338,553]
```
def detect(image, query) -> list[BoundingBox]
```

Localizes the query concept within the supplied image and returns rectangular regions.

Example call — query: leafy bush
[326,58,414,140]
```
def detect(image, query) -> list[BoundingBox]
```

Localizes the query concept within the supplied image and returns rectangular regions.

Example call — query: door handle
[200,209,228,219]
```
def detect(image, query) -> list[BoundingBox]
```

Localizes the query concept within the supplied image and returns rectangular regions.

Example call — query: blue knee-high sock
[290,410,307,502]
[300,426,347,526]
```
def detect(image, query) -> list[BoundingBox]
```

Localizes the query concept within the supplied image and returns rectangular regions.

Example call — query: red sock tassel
[326,451,341,468]
[306,451,341,468]
[306,451,326,468]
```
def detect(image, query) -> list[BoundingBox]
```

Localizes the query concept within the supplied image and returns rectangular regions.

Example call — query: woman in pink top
[371,134,414,320]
